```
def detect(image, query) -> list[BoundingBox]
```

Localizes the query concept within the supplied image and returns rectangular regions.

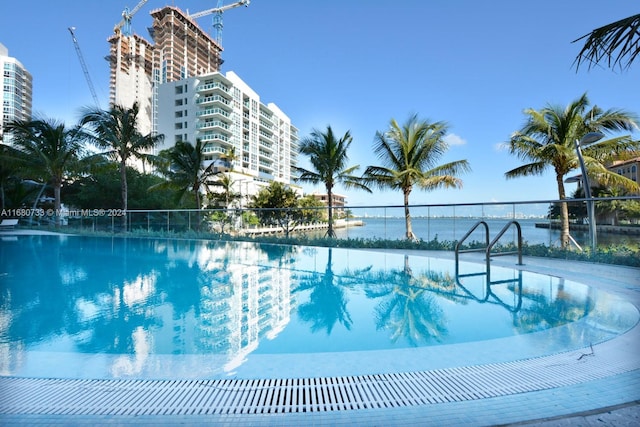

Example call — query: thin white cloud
[495,142,509,151]
[444,133,466,146]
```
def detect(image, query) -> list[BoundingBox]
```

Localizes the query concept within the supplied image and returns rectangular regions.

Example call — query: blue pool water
[0,235,637,380]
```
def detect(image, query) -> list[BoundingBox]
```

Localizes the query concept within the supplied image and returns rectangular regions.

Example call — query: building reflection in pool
[0,235,632,378]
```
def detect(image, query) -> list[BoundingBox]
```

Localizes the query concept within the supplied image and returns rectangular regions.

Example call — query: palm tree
[295,126,371,238]
[364,114,470,240]
[505,93,639,248]
[208,146,240,208]
[573,13,640,71]
[80,102,163,229]
[4,117,84,226]
[209,173,240,208]
[154,139,218,210]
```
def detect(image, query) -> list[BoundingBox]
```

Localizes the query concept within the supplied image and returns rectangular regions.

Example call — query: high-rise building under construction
[108,6,223,136]
[107,4,299,196]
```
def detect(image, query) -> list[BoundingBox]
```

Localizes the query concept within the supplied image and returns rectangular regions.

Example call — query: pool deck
[1,230,639,426]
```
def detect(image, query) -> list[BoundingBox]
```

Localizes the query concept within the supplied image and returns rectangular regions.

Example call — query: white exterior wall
[0,43,32,140]
[156,77,201,152]
[156,70,299,201]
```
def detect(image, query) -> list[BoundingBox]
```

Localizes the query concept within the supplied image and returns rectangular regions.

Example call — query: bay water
[321,217,627,247]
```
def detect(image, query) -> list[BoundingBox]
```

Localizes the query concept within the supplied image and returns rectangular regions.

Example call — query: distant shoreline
[535,222,640,235]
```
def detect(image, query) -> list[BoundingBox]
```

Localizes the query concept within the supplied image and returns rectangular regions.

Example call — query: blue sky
[1,0,638,208]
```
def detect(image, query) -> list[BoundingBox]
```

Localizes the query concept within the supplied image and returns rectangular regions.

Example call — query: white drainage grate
[1,345,638,416]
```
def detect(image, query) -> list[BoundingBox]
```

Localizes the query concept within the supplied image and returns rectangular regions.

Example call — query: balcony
[200,132,230,143]
[258,150,273,159]
[259,141,274,152]
[259,119,273,130]
[197,120,230,131]
[196,108,230,119]
[196,95,230,106]
[258,159,274,170]
[196,81,230,94]
[259,130,273,141]
[202,145,227,155]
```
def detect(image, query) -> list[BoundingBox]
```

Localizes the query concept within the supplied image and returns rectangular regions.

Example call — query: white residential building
[0,43,32,140]
[157,70,299,200]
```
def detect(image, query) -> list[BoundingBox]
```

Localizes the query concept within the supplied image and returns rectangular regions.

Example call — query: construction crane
[189,0,250,47]
[114,0,148,36]
[68,27,100,108]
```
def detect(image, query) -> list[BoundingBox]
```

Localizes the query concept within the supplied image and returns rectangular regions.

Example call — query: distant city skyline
[1,0,638,208]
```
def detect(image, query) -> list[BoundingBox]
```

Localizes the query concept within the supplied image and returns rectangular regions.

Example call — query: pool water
[0,235,637,379]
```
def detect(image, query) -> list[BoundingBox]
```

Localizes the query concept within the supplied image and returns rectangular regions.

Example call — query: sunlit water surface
[0,235,636,379]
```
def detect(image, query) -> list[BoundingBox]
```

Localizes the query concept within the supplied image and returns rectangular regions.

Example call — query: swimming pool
[0,235,637,380]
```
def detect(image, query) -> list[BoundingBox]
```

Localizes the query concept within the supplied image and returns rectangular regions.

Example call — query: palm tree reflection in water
[365,255,453,346]
[295,248,357,334]
[295,251,455,346]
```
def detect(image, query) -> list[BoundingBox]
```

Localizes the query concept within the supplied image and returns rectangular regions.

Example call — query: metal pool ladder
[455,220,523,271]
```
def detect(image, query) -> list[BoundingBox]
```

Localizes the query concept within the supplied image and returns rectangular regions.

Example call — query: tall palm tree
[209,146,240,208]
[154,139,218,210]
[364,114,470,240]
[80,102,163,229]
[295,126,371,237]
[505,93,639,248]
[5,118,84,226]
[209,173,240,208]
[573,13,640,71]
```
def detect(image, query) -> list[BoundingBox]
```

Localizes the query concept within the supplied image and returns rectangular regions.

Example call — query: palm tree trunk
[53,181,62,228]
[556,173,570,248]
[404,188,416,240]
[196,188,202,232]
[120,160,128,231]
[327,187,335,238]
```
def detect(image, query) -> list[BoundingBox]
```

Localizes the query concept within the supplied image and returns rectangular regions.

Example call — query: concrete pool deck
[0,231,639,426]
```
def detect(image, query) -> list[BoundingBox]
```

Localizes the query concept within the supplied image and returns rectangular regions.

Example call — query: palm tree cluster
[2,103,168,227]
[3,118,85,226]
[1,95,637,243]
[1,102,243,230]
[295,116,471,240]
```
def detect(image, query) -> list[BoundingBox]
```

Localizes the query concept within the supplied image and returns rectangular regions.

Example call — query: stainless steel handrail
[454,220,489,276]
[486,220,523,266]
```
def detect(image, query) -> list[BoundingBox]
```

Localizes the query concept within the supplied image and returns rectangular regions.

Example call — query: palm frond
[505,162,547,179]
[573,13,640,71]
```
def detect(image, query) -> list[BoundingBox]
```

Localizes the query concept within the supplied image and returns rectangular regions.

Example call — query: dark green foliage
[248,182,306,236]
[63,164,181,210]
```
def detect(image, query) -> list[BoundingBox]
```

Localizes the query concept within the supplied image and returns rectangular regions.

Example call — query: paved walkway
[1,233,639,426]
